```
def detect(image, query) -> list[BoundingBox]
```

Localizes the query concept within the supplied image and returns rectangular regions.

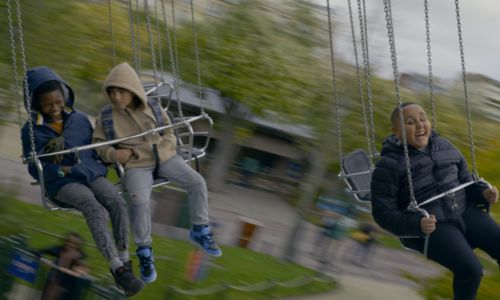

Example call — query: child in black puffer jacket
[371,103,498,300]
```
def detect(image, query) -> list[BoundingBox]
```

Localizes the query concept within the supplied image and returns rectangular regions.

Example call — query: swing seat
[340,149,372,202]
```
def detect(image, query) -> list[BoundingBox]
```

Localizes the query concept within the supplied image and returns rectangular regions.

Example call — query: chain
[190,0,205,114]
[455,0,478,179]
[107,0,116,66]
[357,0,377,164]
[127,0,138,71]
[161,0,184,119]
[424,0,436,131]
[7,0,24,130]
[347,0,372,168]
[171,0,181,84]
[136,0,142,78]
[154,0,165,81]
[143,0,160,104]
[326,0,343,169]
[383,0,417,207]
[14,0,36,159]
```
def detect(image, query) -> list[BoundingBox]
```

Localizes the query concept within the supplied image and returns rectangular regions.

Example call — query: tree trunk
[284,147,329,261]
[207,113,237,192]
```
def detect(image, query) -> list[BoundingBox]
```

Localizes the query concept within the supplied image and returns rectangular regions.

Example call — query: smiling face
[392,104,431,149]
[39,89,65,121]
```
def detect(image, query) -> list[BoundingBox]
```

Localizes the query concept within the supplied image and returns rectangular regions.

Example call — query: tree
[174,0,324,191]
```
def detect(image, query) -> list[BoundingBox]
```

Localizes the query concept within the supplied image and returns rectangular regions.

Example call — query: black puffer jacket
[371,133,486,237]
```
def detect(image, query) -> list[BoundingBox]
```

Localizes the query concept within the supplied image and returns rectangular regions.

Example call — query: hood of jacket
[102,62,148,110]
[25,66,75,112]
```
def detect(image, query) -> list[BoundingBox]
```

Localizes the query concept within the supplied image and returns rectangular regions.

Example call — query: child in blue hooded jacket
[20,66,143,296]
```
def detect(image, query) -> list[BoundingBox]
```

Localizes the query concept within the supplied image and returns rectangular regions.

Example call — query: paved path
[0,122,440,299]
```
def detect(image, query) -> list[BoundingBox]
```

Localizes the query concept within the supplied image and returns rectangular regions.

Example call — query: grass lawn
[0,191,335,299]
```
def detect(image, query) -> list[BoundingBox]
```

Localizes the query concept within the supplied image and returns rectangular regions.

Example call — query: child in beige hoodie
[93,62,221,283]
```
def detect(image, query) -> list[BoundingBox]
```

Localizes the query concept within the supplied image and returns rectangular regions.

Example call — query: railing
[0,234,126,300]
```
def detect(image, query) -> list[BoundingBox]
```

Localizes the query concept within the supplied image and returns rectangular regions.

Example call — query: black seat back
[341,149,372,202]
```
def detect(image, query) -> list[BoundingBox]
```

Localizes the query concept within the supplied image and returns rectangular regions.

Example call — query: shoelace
[200,233,215,249]
[138,254,153,270]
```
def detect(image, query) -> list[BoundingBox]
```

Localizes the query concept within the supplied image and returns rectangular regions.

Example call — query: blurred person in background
[37,232,87,300]
[371,103,499,300]
[21,67,143,296]
[349,223,376,267]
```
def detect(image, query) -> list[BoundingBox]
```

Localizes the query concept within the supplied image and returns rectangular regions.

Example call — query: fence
[0,234,125,300]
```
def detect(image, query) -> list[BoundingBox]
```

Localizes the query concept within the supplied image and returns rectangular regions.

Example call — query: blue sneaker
[136,246,157,283]
[189,226,222,257]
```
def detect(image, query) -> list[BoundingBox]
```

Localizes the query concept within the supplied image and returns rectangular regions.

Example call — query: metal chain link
[383,0,417,207]
[357,0,377,164]
[347,0,372,168]
[143,0,160,104]
[107,0,116,66]
[326,0,344,169]
[161,0,184,119]
[189,0,205,114]
[155,0,165,81]
[424,0,436,131]
[127,0,138,70]
[7,0,24,130]
[455,0,478,179]
[136,0,142,78]
[14,0,36,158]
[171,0,181,84]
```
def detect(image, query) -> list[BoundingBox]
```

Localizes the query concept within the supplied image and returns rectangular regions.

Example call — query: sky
[310,0,500,82]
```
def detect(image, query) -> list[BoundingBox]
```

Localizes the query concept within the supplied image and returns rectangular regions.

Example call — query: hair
[390,102,419,127]
[32,80,63,111]
[106,86,142,107]
[65,232,83,243]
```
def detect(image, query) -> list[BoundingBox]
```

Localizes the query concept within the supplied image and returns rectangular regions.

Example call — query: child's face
[392,104,431,149]
[108,87,134,110]
[39,89,65,121]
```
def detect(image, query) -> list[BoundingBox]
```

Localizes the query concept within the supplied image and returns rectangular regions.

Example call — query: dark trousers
[407,206,500,300]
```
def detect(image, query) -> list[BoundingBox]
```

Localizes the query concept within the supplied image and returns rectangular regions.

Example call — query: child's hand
[483,186,498,205]
[116,149,133,164]
[420,215,436,235]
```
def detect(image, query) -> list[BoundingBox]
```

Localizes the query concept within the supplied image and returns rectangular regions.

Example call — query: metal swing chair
[8,0,213,210]
[325,0,491,257]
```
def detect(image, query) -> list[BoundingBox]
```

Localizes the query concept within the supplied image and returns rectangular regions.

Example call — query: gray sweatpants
[55,177,129,262]
[123,154,209,247]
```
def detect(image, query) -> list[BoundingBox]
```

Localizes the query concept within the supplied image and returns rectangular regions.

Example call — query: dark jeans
[405,206,500,300]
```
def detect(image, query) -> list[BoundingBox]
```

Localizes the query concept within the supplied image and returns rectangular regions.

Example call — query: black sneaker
[112,265,144,296]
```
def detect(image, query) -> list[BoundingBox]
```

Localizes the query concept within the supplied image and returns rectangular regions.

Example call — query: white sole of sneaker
[141,271,157,283]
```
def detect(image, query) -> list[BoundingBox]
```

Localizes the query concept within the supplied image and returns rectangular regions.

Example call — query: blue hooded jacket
[21,66,107,200]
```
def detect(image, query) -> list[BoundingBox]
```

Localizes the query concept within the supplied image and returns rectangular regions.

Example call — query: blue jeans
[123,154,209,247]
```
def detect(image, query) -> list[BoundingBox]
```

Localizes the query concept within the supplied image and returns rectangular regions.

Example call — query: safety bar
[414,180,477,208]
[28,115,207,161]
[338,169,372,178]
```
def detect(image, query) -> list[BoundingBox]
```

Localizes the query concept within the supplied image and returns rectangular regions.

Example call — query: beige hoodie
[93,62,177,169]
